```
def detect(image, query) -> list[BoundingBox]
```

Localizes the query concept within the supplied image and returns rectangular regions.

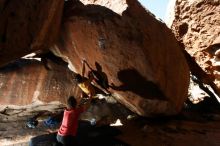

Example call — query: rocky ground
[119,112,220,146]
[1,96,220,146]
[0,120,58,146]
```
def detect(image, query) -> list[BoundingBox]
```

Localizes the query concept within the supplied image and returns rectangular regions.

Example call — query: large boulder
[52,0,190,116]
[0,0,64,67]
[171,0,220,91]
[0,54,77,106]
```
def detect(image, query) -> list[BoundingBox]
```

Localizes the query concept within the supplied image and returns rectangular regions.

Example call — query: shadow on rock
[111,68,165,100]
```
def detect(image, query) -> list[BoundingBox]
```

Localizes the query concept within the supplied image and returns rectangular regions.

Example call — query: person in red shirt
[56,96,90,146]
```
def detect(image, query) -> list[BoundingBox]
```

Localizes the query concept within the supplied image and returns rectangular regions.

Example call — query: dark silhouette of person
[84,60,111,95]
[111,69,165,100]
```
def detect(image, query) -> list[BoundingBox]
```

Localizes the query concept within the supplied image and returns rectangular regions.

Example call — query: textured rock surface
[0,55,78,106]
[52,0,190,116]
[171,0,220,91]
[0,0,64,67]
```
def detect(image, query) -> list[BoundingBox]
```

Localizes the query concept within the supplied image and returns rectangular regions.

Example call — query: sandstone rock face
[0,55,79,106]
[53,0,190,116]
[171,0,220,90]
[0,0,64,67]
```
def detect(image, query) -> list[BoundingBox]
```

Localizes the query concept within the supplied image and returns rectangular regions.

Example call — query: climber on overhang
[73,60,96,100]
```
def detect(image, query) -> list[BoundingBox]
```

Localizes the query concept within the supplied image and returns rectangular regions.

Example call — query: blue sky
[139,0,170,21]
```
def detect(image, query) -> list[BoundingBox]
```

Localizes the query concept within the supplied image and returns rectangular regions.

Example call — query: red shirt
[58,107,84,136]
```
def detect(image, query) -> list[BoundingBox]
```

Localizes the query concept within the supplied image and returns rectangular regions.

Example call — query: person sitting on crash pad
[56,95,91,146]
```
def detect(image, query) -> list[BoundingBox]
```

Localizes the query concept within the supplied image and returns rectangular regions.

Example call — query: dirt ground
[2,97,220,146]
[118,113,220,146]
[2,110,220,146]
[0,119,58,146]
